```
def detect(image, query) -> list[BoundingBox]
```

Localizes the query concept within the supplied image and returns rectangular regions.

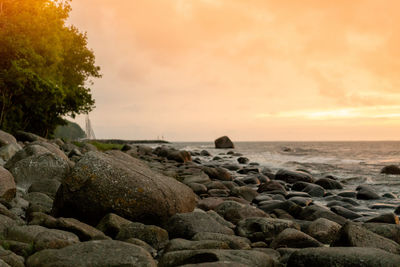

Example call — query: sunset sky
[69,0,400,141]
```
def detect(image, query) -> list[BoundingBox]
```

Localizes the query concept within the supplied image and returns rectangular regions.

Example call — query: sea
[172,141,400,214]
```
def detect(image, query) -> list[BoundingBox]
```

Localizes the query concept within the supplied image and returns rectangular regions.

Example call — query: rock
[0,143,22,162]
[275,169,314,184]
[330,205,362,220]
[200,150,211,156]
[332,222,400,254]
[197,198,225,211]
[287,247,400,267]
[116,222,169,249]
[216,202,269,225]
[338,191,357,198]
[215,136,235,149]
[0,167,16,201]
[356,185,380,200]
[154,147,191,163]
[4,225,79,251]
[165,212,234,239]
[203,166,232,181]
[52,151,196,225]
[29,213,108,241]
[178,262,249,267]
[236,217,300,242]
[33,229,79,251]
[24,192,53,213]
[0,215,19,236]
[287,196,312,207]
[257,181,286,194]
[124,238,156,257]
[96,213,132,238]
[307,218,341,244]
[0,247,24,267]
[192,232,251,250]
[10,153,70,191]
[27,179,61,199]
[237,157,249,164]
[188,183,207,194]
[363,223,400,244]
[164,239,230,253]
[158,249,275,267]
[14,131,46,142]
[365,213,399,224]
[232,187,258,202]
[302,184,325,197]
[208,189,230,197]
[258,200,302,218]
[299,205,347,225]
[270,228,323,249]
[315,178,343,189]
[26,240,157,267]
[30,141,69,162]
[381,165,400,175]
[0,131,17,147]
[4,144,50,170]
[206,210,235,229]
[237,168,259,174]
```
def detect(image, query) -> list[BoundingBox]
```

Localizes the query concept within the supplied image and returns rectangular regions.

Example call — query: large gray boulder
[287,247,400,267]
[0,167,16,201]
[9,153,70,191]
[52,151,196,225]
[0,143,22,162]
[26,240,157,267]
[215,136,234,149]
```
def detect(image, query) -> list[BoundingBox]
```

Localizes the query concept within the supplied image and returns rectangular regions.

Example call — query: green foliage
[0,0,100,137]
[54,120,86,140]
[87,141,124,151]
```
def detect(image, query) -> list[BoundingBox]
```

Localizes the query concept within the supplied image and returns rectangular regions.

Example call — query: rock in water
[381,165,400,175]
[215,136,234,149]
[52,151,196,225]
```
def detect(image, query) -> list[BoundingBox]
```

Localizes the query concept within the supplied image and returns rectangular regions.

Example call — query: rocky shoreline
[0,130,399,266]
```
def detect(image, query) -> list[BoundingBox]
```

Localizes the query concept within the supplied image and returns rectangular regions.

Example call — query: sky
[69,0,400,141]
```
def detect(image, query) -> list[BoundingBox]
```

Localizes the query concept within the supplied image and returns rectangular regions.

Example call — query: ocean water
[172,141,400,200]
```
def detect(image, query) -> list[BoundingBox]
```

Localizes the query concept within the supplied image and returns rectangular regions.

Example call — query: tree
[0,0,100,137]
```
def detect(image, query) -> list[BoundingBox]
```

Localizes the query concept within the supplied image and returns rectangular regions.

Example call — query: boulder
[215,136,235,149]
[0,130,17,146]
[315,178,343,189]
[365,213,399,224]
[154,147,191,163]
[270,228,323,249]
[237,157,249,164]
[96,213,132,238]
[28,213,108,241]
[287,247,400,267]
[52,151,196,225]
[299,205,347,225]
[275,169,314,184]
[307,218,341,244]
[158,249,275,267]
[192,232,251,250]
[26,240,157,267]
[257,181,286,194]
[203,167,232,181]
[14,131,46,142]
[330,206,362,220]
[0,247,24,267]
[332,222,400,254]
[27,179,61,199]
[0,143,22,162]
[356,185,380,200]
[363,223,400,244]
[164,239,230,253]
[116,222,169,249]
[302,184,325,197]
[0,167,16,201]
[9,153,70,190]
[165,212,234,239]
[236,217,300,242]
[381,165,400,175]
[4,144,50,170]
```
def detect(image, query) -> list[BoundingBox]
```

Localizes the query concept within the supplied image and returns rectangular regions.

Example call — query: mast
[85,115,96,140]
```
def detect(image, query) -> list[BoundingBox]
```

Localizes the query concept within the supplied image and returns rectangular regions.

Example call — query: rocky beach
[0,131,399,266]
